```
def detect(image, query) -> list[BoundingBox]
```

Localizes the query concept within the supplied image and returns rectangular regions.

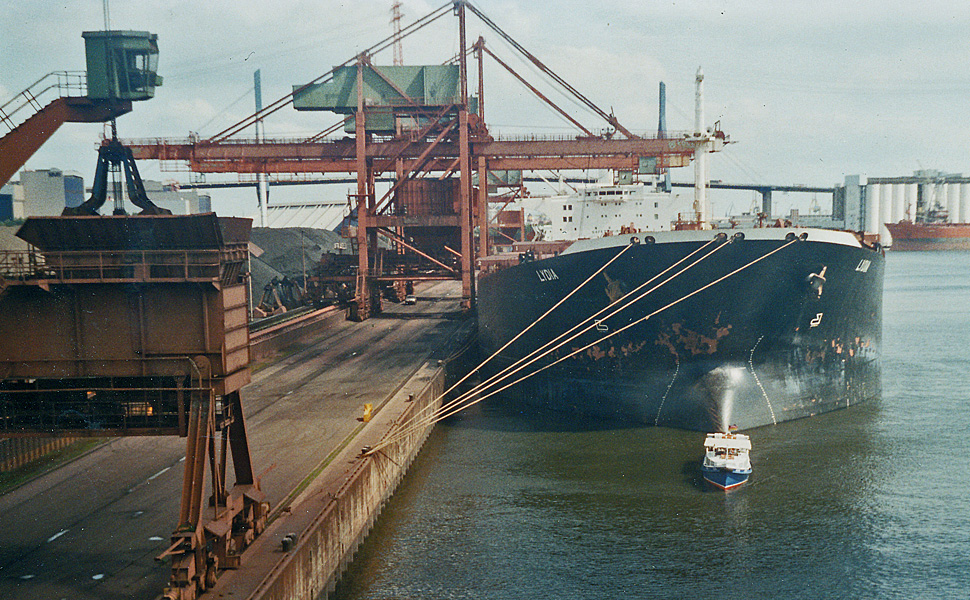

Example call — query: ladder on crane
[0,71,132,185]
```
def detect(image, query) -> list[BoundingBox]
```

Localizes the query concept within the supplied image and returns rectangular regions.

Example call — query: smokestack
[657,81,667,139]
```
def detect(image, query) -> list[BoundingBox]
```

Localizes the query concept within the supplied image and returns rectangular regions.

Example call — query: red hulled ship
[884,220,970,251]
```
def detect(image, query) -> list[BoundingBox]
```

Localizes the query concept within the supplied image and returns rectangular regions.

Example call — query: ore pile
[0,226,28,251]
[248,227,345,303]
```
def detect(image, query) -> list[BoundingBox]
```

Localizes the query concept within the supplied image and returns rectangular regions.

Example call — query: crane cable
[370,236,724,452]
[207,1,454,142]
[462,1,635,138]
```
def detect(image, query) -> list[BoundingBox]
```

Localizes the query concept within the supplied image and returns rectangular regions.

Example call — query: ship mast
[693,66,710,227]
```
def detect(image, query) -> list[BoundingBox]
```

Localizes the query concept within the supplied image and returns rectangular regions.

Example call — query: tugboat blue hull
[701,466,751,490]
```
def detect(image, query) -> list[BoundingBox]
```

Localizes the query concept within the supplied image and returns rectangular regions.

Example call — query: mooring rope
[368,235,733,453]
[427,237,801,424]
[366,236,799,455]
[433,238,638,410]
[433,237,725,416]
[472,238,721,397]
[371,236,722,451]
[406,237,733,430]
[357,240,638,453]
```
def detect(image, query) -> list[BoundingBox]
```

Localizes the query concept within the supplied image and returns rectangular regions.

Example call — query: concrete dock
[0,280,474,600]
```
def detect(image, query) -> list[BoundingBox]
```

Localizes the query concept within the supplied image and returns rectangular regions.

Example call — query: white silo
[866,183,881,234]
[904,183,918,221]
[889,183,904,223]
[879,183,893,233]
[927,184,934,217]
[919,183,934,220]
[961,182,970,223]
[946,183,960,222]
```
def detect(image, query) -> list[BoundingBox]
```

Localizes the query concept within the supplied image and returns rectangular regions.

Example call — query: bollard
[362,403,373,422]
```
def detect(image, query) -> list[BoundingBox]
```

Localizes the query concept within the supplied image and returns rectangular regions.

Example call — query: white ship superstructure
[534,175,691,241]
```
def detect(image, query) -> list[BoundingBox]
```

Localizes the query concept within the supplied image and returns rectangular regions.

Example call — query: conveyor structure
[0,213,267,600]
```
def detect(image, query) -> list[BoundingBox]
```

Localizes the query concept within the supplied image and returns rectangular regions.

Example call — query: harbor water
[334,251,970,599]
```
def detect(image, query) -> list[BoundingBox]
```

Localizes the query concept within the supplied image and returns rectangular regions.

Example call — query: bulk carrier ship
[477,227,884,431]
[475,72,885,433]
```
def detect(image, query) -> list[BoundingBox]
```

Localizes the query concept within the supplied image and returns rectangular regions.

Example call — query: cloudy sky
[3,0,969,217]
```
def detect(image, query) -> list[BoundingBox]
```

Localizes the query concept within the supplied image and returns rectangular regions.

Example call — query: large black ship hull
[476,229,884,431]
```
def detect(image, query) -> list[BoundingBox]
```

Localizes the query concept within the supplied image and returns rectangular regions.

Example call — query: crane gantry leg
[160,389,268,600]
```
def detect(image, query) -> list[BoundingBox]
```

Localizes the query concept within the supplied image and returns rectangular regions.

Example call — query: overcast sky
[3,0,969,218]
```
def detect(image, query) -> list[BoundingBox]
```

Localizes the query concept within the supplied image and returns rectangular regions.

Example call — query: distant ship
[885,210,970,251]
[885,184,970,250]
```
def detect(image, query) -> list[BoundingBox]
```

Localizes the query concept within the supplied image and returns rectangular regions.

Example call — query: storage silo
[904,183,918,221]
[961,183,970,223]
[866,183,881,234]
[879,183,893,241]
[946,183,960,223]
[892,183,905,223]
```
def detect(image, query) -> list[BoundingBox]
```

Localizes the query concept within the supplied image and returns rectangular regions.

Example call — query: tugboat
[701,432,752,491]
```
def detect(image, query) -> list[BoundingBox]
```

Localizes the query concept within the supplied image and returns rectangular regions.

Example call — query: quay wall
[217,335,476,600]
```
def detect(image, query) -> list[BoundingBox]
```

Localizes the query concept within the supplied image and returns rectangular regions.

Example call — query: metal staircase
[0,71,132,185]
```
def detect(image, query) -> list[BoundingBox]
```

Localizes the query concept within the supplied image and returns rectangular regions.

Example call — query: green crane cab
[82,30,162,101]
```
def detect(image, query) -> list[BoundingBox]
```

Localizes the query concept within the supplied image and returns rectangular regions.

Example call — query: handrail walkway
[0,71,131,185]
[0,71,87,133]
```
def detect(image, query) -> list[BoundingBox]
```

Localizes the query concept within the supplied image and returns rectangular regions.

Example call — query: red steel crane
[126,1,725,319]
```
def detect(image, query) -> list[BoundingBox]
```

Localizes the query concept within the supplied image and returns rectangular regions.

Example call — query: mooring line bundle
[371,235,725,450]
[420,237,724,426]
[366,234,800,455]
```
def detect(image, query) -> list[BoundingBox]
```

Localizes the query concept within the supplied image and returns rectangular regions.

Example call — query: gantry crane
[0,29,273,600]
[126,1,726,319]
